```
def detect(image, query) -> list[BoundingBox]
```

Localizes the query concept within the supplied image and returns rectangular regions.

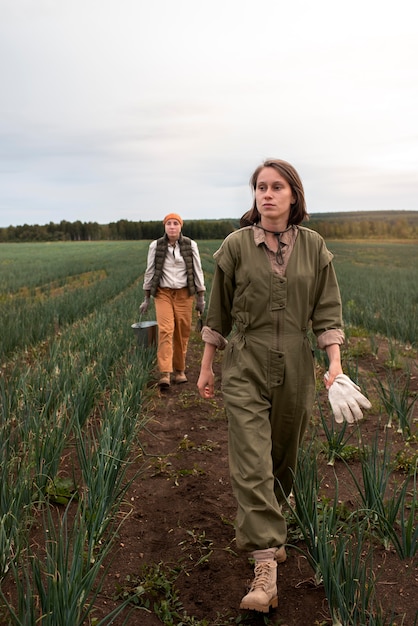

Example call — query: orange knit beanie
[163,213,183,227]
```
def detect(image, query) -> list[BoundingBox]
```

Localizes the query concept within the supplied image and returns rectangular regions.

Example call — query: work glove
[195,313,203,333]
[195,293,205,314]
[139,296,150,315]
[327,373,372,424]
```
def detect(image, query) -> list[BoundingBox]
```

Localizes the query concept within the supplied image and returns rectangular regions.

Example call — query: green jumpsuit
[206,226,343,551]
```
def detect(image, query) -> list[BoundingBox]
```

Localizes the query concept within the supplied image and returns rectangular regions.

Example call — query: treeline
[308,211,418,240]
[1,211,417,242]
[0,219,238,243]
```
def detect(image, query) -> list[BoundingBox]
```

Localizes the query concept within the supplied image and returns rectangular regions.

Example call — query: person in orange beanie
[139,213,206,388]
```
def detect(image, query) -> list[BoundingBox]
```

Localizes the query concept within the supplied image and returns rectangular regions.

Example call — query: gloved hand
[139,296,150,315]
[327,373,372,424]
[195,293,205,314]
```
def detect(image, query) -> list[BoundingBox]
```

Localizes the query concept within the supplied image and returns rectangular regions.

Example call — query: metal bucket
[131,321,158,347]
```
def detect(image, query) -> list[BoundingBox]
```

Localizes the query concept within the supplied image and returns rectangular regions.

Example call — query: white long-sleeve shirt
[142,239,206,293]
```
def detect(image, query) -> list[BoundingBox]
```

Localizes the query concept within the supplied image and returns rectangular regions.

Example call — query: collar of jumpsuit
[254,224,295,265]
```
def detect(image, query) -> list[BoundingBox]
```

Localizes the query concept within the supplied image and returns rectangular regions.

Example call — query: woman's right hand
[197,368,215,399]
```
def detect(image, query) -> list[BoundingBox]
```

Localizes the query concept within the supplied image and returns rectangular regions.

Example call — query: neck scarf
[254,224,293,265]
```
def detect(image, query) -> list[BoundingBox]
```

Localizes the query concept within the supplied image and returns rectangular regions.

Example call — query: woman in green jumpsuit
[197,159,370,614]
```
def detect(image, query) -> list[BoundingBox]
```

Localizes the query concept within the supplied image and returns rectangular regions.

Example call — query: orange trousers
[154,287,194,373]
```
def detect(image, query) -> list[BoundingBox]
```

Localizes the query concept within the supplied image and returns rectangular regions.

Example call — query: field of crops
[329,240,418,347]
[0,239,417,625]
[1,240,417,360]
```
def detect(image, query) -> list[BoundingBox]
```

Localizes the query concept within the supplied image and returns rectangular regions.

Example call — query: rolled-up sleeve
[317,328,345,349]
[201,326,228,349]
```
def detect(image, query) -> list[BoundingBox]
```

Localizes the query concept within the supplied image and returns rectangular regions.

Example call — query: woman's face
[255,167,295,225]
[165,219,182,242]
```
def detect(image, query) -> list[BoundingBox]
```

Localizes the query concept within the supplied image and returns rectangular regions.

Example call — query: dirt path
[86,330,418,626]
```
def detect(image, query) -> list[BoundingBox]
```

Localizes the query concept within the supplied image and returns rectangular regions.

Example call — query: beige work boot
[174,370,188,384]
[158,373,171,388]
[239,560,278,613]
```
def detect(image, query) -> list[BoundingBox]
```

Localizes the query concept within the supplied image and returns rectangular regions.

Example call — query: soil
[95,331,417,626]
[2,331,418,626]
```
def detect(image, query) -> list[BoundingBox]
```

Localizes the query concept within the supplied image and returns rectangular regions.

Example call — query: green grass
[329,241,418,346]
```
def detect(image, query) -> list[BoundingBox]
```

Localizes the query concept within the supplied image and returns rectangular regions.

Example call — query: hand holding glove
[327,373,372,424]
[139,296,150,315]
[195,293,206,314]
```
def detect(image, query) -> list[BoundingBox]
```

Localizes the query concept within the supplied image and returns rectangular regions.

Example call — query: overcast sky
[1,0,417,228]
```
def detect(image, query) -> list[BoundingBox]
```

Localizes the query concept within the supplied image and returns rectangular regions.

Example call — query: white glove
[327,373,372,424]
[195,293,205,314]
[139,297,150,315]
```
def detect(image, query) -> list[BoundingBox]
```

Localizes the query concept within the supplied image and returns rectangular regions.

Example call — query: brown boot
[239,560,278,613]
[158,373,170,388]
[174,370,188,384]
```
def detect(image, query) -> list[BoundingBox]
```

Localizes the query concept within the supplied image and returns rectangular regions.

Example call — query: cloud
[0,0,417,226]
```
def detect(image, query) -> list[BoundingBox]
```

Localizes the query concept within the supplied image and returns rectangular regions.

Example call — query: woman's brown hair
[240,159,309,228]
